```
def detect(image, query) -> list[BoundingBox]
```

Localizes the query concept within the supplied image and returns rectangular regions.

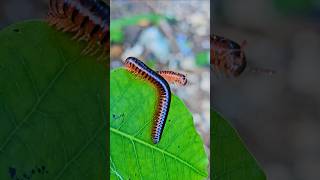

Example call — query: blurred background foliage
[212,0,320,180]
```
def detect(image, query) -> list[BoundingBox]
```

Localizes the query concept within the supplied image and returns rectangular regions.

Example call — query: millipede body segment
[157,71,187,86]
[47,0,110,58]
[124,57,171,144]
[211,35,247,77]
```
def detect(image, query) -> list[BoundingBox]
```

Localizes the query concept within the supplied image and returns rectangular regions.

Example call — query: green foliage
[195,51,210,67]
[273,0,313,14]
[111,13,165,43]
[0,21,108,179]
[211,111,266,180]
[110,69,208,179]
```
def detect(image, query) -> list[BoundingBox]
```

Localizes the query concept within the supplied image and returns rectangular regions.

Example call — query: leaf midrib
[110,127,207,177]
[0,60,72,153]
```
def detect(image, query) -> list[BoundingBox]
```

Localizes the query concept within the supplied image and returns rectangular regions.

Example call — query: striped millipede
[157,71,187,86]
[211,35,275,77]
[47,0,110,60]
[124,57,187,144]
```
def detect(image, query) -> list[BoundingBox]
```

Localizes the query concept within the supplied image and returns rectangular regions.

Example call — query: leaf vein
[131,140,143,180]
[110,127,206,177]
[0,61,72,153]
[54,122,106,180]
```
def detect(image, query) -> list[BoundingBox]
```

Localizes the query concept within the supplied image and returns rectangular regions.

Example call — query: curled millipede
[211,35,275,77]
[157,71,187,86]
[47,0,110,60]
[124,57,171,144]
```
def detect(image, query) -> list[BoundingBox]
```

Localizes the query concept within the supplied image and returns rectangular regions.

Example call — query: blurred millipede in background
[211,35,275,77]
[47,0,110,61]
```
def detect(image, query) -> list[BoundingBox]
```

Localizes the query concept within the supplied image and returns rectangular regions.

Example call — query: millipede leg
[56,19,70,30]
[85,44,96,55]
[71,30,84,40]
[82,41,95,55]
[70,26,80,33]
[78,34,89,42]
[47,15,61,26]
[97,49,107,61]
[56,0,64,16]
[49,0,58,16]
[90,46,100,56]
[62,23,76,32]
[47,16,55,25]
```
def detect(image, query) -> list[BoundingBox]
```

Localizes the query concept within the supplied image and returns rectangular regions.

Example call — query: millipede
[124,57,176,144]
[211,35,247,77]
[47,0,110,61]
[157,71,187,86]
[211,34,274,77]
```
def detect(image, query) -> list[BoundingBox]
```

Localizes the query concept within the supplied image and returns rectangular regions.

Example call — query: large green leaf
[0,21,107,179]
[212,111,266,179]
[110,69,208,179]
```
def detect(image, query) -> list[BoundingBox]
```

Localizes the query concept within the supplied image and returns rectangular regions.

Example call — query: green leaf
[212,111,266,180]
[110,69,208,179]
[0,21,108,179]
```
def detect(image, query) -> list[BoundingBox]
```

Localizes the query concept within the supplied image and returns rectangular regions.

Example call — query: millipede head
[226,53,247,77]
[211,35,248,77]
[179,75,188,86]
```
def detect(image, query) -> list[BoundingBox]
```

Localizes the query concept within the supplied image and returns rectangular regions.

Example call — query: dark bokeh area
[0,0,48,29]
[212,0,320,180]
